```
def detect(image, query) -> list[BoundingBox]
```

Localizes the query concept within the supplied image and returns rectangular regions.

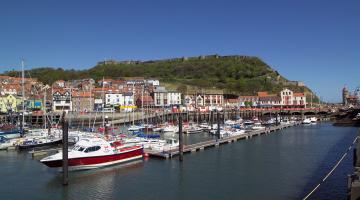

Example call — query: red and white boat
[40,138,143,170]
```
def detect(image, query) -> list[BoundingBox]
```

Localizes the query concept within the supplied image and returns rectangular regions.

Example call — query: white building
[52,90,72,112]
[184,93,223,108]
[122,92,134,106]
[105,93,123,106]
[105,92,134,106]
[280,89,294,106]
[293,93,306,108]
[153,87,181,107]
[280,89,306,108]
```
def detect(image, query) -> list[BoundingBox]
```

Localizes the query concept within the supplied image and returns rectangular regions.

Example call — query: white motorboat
[303,118,312,124]
[310,117,317,123]
[252,122,265,130]
[244,120,254,126]
[122,137,166,149]
[185,124,203,134]
[228,129,246,136]
[40,138,143,170]
[128,125,143,131]
[0,136,13,150]
[163,125,179,133]
[224,120,237,126]
[149,138,179,151]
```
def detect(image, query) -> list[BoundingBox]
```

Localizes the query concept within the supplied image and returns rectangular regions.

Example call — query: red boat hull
[41,148,143,170]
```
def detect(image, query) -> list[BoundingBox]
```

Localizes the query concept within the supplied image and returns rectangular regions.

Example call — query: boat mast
[132,82,135,126]
[21,59,25,130]
[89,83,92,129]
[141,84,144,124]
[102,77,105,128]
[44,86,47,129]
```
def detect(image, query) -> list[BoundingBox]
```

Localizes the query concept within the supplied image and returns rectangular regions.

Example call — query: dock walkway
[144,122,301,159]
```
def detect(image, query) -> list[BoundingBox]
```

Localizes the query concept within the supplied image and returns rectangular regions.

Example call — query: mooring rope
[303,136,358,200]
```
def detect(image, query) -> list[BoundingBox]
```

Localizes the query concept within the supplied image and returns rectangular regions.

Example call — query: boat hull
[41,148,143,170]
[18,139,62,150]
[0,130,21,139]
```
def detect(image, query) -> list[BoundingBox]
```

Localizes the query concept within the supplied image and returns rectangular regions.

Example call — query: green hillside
[3,55,312,96]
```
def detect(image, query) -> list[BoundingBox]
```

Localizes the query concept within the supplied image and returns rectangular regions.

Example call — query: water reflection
[45,160,144,200]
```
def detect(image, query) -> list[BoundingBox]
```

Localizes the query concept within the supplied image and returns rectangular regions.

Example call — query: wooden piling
[217,111,221,139]
[210,111,214,130]
[62,113,69,186]
[179,113,183,162]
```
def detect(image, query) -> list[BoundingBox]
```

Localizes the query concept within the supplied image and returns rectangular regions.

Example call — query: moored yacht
[310,117,317,123]
[40,138,143,170]
[149,138,179,151]
[0,136,13,150]
[18,136,62,150]
[302,118,312,124]
[252,122,265,130]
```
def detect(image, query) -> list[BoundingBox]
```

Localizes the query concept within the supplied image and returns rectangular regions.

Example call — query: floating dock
[145,122,301,159]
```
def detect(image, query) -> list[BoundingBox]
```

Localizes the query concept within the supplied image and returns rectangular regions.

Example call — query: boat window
[84,146,101,153]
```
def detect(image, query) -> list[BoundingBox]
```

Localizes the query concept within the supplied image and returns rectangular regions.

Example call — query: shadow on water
[299,124,358,200]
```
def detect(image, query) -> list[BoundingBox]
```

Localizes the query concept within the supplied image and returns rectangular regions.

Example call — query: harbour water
[0,123,357,200]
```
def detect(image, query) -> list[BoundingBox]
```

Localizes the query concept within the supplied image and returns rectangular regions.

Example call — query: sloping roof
[154,87,167,93]
[2,84,20,91]
[259,96,281,101]
[72,91,92,98]
[257,92,268,97]
[238,96,258,99]
[123,92,133,96]
[293,93,305,97]
[226,99,239,103]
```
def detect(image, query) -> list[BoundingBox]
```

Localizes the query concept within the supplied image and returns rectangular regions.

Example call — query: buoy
[144,153,149,157]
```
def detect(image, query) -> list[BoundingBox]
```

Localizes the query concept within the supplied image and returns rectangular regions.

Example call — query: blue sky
[1,0,359,102]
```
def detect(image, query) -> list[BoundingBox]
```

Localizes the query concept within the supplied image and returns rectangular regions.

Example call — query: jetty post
[19,113,23,136]
[210,111,213,130]
[178,113,184,161]
[217,111,221,140]
[62,112,69,186]
[104,115,109,139]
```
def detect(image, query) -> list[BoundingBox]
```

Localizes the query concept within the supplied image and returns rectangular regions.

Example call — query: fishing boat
[40,138,143,170]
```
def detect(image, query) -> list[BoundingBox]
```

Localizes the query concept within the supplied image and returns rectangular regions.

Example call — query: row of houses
[0,75,308,113]
[225,89,307,108]
[51,86,182,112]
